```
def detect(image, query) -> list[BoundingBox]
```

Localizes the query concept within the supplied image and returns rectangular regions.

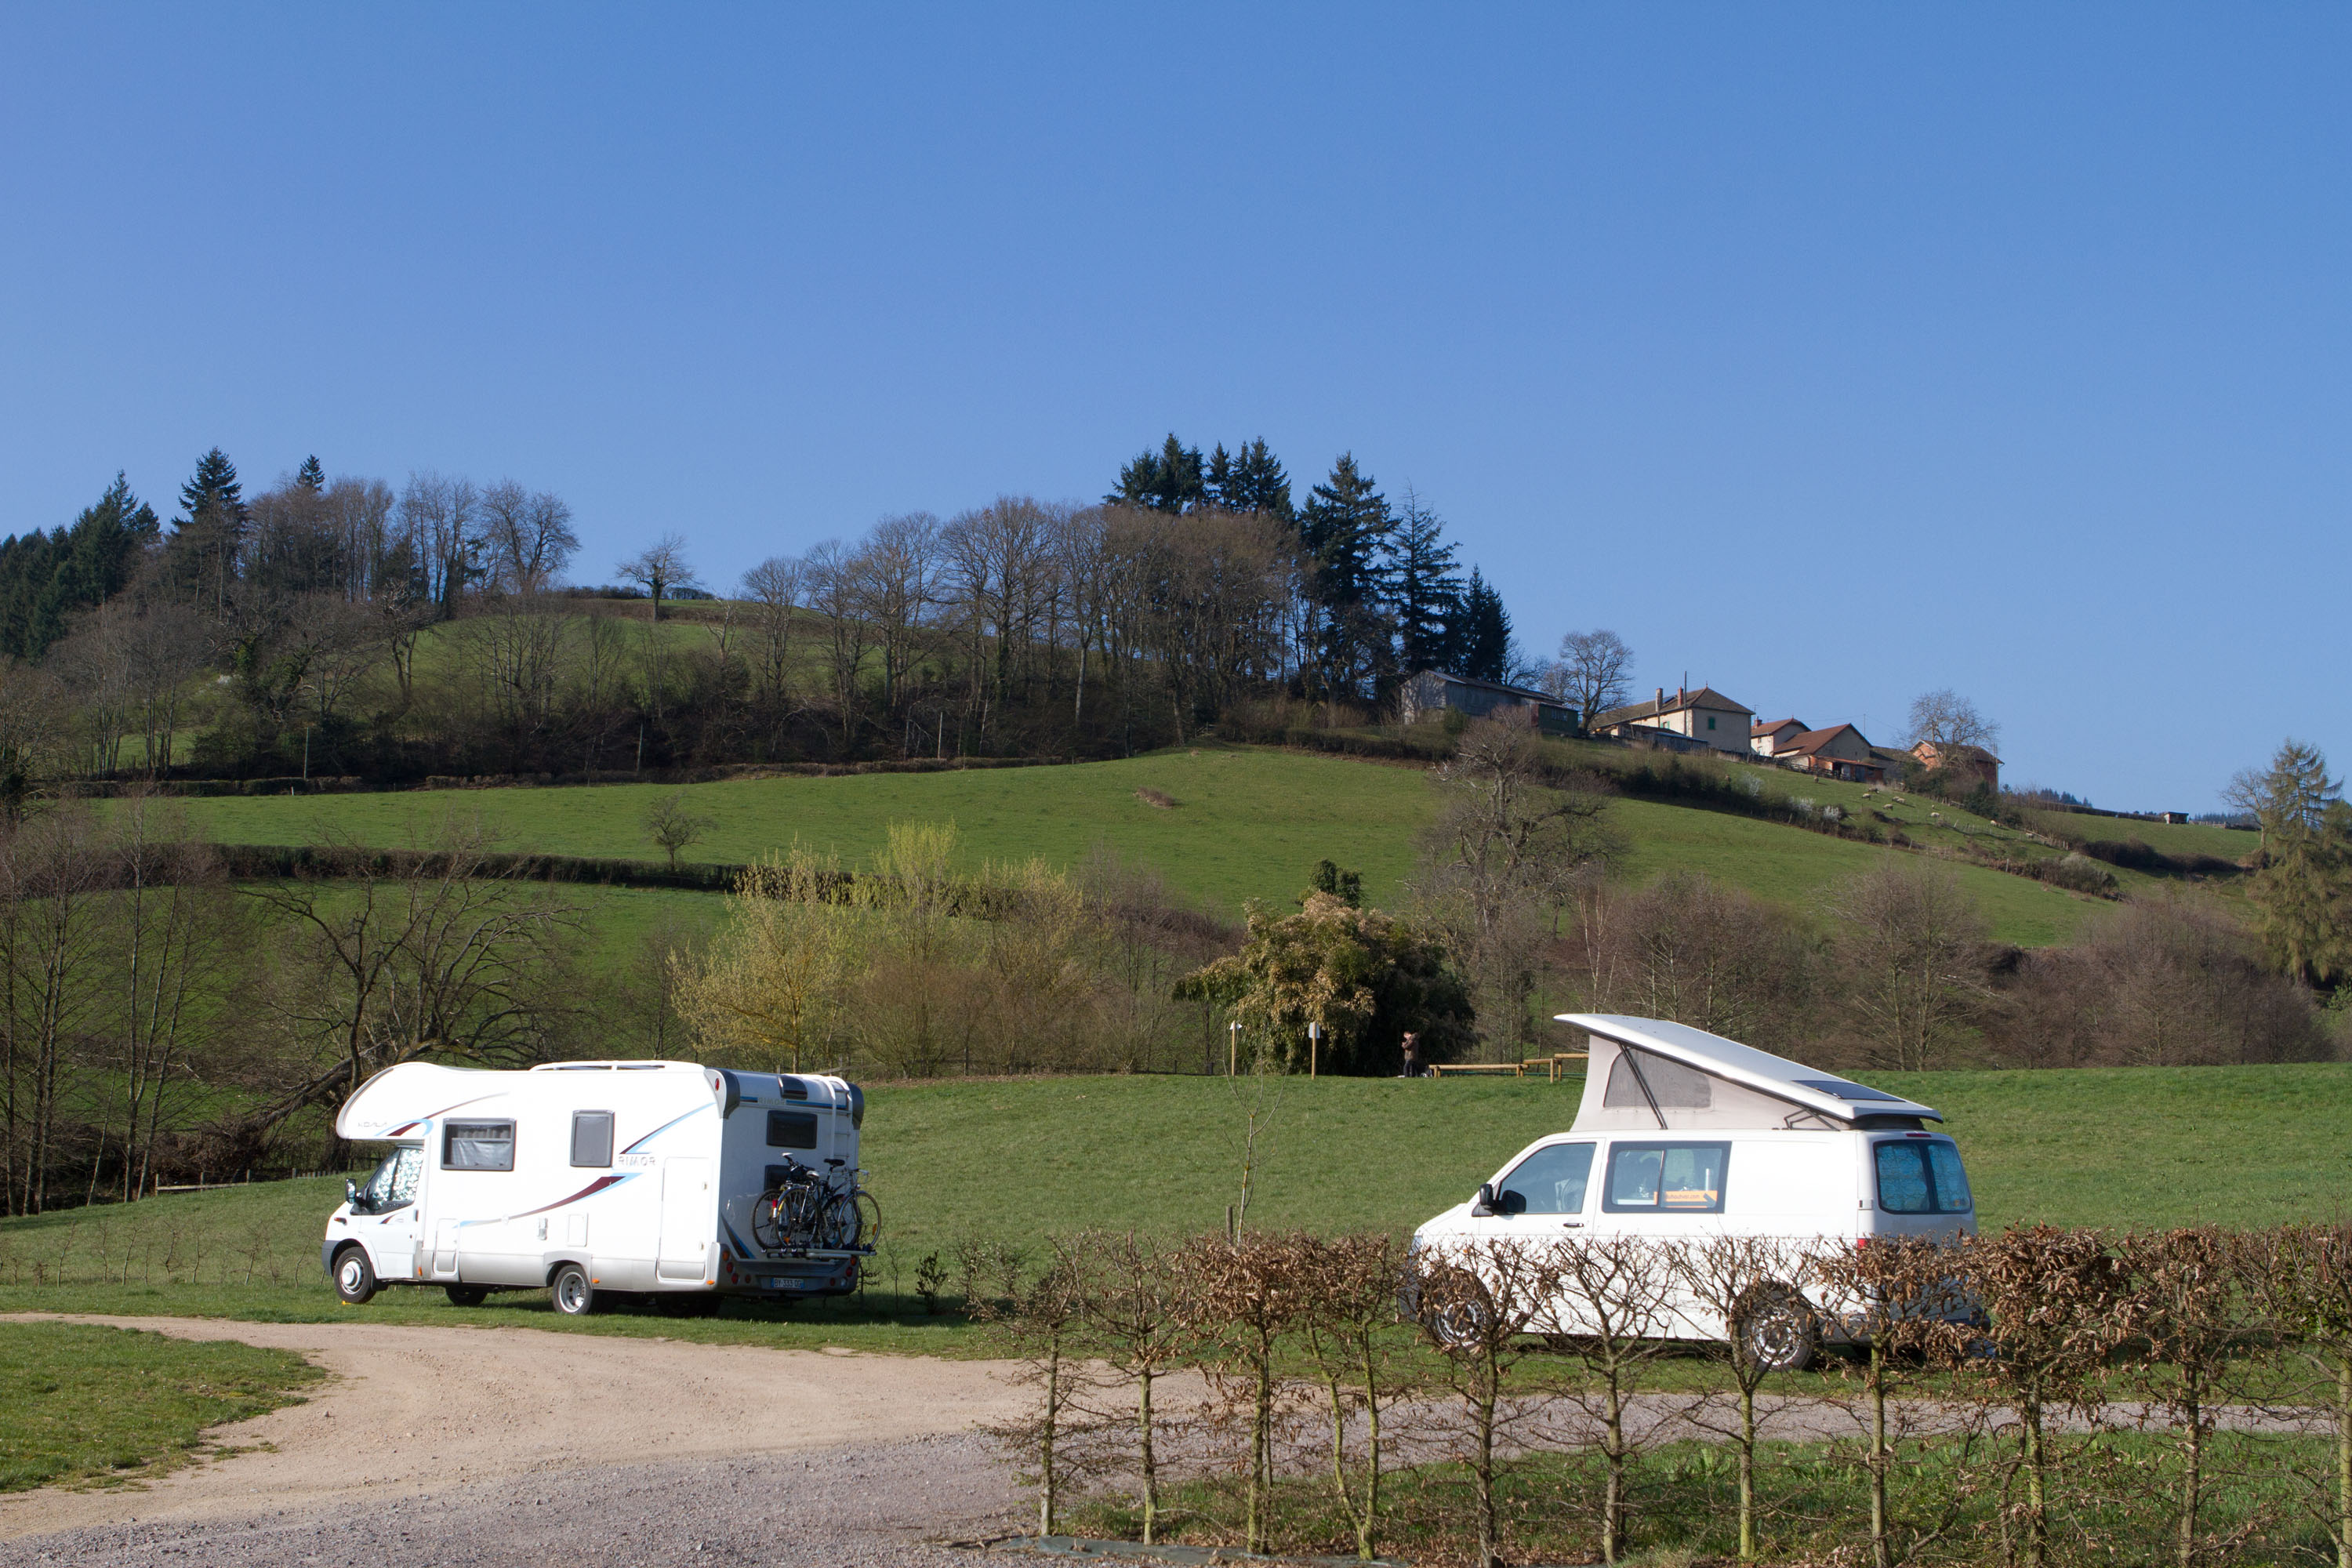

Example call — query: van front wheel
[1734,1285,1819,1372]
[550,1263,596,1317]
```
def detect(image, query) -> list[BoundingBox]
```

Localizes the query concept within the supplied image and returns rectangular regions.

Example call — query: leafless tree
[615,532,699,621]
[1831,860,1992,1071]
[0,806,112,1213]
[1415,718,1617,1052]
[644,791,716,869]
[397,471,482,615]
[1574,871,1817,1056]
[323,476,396,601]
[1906,687,2001,753]
[740,554,808,703]
[1552,628,1635,724]
[477,480,579,596]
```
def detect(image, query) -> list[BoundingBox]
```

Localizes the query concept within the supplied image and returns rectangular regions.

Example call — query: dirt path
[0,1315,1031,1545]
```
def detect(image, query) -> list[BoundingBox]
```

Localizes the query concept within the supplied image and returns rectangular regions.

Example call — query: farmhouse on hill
[1589,684,1755,755]
[1759,721,1886,783]
[1399,670,1578,735]
[1911,739,2002,791]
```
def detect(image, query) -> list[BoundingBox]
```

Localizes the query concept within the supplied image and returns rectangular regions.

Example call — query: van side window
[443,1120,515,1171]
[1602,1142,1729,1213]
[1497,1142,1594,1215]
[1602,1050,1712,1110]
[1876,1140,1973,1214]
[767,1109,818,1150]
[571,1111,615,1168]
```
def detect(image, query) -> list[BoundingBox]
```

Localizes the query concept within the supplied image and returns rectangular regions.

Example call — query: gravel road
[0,1316,1032,1568]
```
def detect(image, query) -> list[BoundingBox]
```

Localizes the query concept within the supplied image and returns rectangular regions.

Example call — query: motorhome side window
[1603,1142,1729,1213]
[571,1111,614,1168]
[1497,1142,1595,1214]
[443,1120,515,1171]
[767,1110,818,1150]
[1875,1139,1973,1214]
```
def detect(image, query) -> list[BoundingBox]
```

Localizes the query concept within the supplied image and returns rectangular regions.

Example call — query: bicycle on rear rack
[751,1156,880,1256]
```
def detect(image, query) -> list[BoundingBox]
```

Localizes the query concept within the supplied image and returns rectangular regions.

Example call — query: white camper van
[321,1060,872,1316]
[1411,1014,1976,1367]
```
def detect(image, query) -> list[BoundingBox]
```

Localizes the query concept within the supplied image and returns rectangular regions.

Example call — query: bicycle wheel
[854,1189,881,1250]
[814,1189,860,1250]
[750,1190,787,1252]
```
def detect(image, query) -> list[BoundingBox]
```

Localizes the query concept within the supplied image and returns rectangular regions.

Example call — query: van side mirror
[1471,1182,1499,1218]
[345,1178,363,1213]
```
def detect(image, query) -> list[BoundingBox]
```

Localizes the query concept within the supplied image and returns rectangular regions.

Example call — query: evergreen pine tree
[1108,434,1205,512]
[1452,568,1514,682]
[296,454,325,492]
[0,474,159,658]
[1298,454,1394,698]
[1383,488,1463,673]
[178,447,245,524]
[1204,443,1234,506]
[1224,437,1293,521]
[170,447,248,616]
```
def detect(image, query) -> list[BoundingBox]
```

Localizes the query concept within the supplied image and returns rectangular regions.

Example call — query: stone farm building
[1755,720,1886,783]
[1911,740,2002,791]
[1399,670,1579,735]
[1589,685,1755,755]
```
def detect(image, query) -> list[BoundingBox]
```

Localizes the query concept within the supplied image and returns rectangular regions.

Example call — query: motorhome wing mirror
[1472,1182,1499,1218]
[345,1178,362,1212]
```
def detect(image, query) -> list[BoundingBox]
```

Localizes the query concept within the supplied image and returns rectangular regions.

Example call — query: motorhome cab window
[357,1145,422,1211]
[571,1111,614,1167]
[1497,1142,1594,1214]
[443,1120,515,1171]
[767,1109,818,1150]
[1875,1139,1973,1214]
[1603,1142,1729,1213]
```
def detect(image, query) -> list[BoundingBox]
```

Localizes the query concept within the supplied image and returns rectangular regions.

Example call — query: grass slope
[0,1321,321,1491]
[163,745,2102,943]
[3,1063,2343,1345]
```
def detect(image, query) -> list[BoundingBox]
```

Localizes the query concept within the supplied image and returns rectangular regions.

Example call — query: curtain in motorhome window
[572,1111,615,1167]
[444,1121,515,1171]
[1602,1050,1712,1109]
[1603,1142,1729,1212]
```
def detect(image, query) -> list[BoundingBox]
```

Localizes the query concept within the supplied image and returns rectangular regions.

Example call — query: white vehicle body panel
[1412,1015,1977,1346]
[321,1061,864,1300]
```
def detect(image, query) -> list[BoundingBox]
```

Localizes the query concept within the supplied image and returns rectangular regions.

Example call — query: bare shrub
[1296,1231,1413,1563]
[1413,1238,1564,1568]
[1545,1235,1675,1564]
[1185,1232,1309,1555]
[2242,1221,2352,1568]
[2116,1226,2267,1567]
[1675,1234,1828,1562]
[1571,871,1818,1057]
[1957,1226,2132,1568]
[1073,1229,1199,1544]
[1994,895,2329,1067]
[972,1235,1103,1537]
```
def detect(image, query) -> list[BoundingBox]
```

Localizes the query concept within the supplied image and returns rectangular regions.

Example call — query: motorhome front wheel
[333,1247,376,1305]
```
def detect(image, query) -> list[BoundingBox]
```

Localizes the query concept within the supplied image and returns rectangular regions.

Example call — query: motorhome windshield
[356,1145,422,1212]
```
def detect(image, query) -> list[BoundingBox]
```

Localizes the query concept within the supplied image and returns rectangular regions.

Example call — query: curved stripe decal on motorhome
[454,1173,638,1228]
[383,1093,501,1138]
[619,1103,711,1155]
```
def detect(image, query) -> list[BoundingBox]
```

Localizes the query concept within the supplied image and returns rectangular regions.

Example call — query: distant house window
[1707,717,1716,731]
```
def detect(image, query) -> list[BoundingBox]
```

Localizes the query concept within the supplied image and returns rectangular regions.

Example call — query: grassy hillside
[152,744,2107,943]
[2,1063,2342,1344]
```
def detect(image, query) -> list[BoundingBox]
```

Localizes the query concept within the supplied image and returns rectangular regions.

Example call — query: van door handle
[1562,1221,1584,1229]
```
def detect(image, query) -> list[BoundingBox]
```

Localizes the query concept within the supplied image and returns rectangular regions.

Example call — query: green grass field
[157,744,2112,944]
[4,1062,2343,1348]
[0,1321,321,1491]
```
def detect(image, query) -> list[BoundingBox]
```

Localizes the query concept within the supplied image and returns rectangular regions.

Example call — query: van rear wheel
[445,1284,489,1308]
[1734,1285,1819,1372]
[550,1263,596,1316]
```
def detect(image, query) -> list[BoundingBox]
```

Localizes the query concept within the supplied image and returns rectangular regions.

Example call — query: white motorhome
[321,1060,869,1316]
[1411,1014,1976,1367]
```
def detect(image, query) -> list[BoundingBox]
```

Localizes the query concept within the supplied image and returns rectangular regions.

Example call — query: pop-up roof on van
[1554,1014,1941,1132]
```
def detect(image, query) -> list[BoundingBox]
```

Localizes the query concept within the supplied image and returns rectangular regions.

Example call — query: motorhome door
[659,1157,713,1281]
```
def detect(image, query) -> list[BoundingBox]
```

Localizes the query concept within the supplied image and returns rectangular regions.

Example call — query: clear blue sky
[3,5,2345,811]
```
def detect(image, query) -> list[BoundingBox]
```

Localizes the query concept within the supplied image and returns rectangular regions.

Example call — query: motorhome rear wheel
[550,1262,595,1316]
